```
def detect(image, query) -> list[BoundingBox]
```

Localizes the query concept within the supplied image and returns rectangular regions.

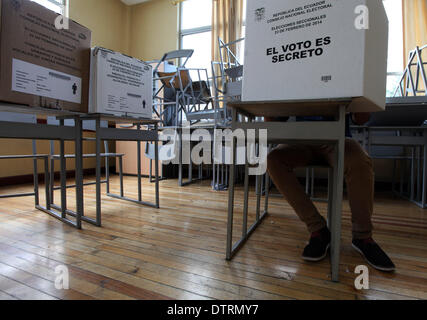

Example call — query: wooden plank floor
[0,175,426,300]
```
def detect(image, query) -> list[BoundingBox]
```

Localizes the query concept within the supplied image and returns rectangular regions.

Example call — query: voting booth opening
[0,0,426,303]
[242,0,389,112]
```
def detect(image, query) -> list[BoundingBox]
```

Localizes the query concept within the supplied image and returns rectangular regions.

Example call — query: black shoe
[352,238,396,272]
[302,227,331,262]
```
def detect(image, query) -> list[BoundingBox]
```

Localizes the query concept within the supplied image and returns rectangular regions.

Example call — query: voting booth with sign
[89,47,153,119]
[242,0,389,112]
[0,0,92,112]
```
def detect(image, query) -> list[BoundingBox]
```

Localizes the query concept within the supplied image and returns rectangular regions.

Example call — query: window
[382,0,404,97]
[180,0,248,76]
[179,0,213,78]
[31,0,67,15]
[181,31,212,76]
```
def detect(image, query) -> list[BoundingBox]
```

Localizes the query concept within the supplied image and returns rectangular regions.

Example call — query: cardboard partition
[89,47,153,119]
[242,0,389,112]
[0,0,91,112]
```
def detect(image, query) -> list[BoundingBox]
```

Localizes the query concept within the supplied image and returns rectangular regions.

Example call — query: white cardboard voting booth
[89,47,153,118]
[242,0,389,112]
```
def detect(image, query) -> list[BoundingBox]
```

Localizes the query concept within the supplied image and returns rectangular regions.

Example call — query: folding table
[0,103,84,228]
[226,99,351,282]
[352,97,427,208]
[56,114,160,227]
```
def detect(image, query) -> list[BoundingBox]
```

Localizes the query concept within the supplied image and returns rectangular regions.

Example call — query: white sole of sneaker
[301,244,330,262]
[352,244,396,272]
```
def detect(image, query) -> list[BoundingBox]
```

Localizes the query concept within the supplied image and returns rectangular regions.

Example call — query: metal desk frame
[56,114,160,227]
[160,124,214,187]
[226,100,350,282]
[0,153,50,208]
[358,125,427,209]
[177,126,207,187]
[0,104,84,229]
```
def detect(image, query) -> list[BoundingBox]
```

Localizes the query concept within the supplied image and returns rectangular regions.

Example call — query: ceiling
[120,0,152,6]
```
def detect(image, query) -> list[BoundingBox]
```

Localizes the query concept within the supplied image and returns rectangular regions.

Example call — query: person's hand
[352,113,371,125]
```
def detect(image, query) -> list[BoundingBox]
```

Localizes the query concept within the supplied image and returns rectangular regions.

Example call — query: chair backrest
[191,80,212,101]
[153,49,194,74]
[211,37,245,124]
[394,44,427,97]
[157,69,192,90]
[224,65,244,80]
[163,49,194,62]
[218,38,244,70]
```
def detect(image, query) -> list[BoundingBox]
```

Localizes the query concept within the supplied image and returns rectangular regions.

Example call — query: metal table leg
[242,162,250,238]
[49,140,55,204]
[137,124,142,202]
[74,118,83,229]
[264,171,270,214]
[105,123,160,209]
[226,114,268,260]
[60,122,67,219]
[226,136,237,260]
[95,118,102,226]
[32,140,39,207]
[105,141,110,194]
[43,156,50,210]
[178,127,183,186]
[155,123,160,208]
[330,105,346,282]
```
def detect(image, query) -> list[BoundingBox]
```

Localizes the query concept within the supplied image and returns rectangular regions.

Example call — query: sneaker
[352,238,396,272]
[302,227,331,262]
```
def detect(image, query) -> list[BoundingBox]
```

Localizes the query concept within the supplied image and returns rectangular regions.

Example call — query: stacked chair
[211,37,245,190]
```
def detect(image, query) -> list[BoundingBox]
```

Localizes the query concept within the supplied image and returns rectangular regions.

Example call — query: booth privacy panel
[242,0,389,112]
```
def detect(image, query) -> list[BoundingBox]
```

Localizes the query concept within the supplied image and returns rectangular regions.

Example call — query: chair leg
[119,156,124,198]
[32,140,39,207]
[60,138,67,219]
[149,159,153,183]
[226,137,237,260]
[104,141,110,194]
[154,125,160,208]
[178,129,183,186]
[95,119,102,227]
[44,157,50,211]
[255,175,261,221]
[264,172,270,214]
[242,162,249,238]
[49,140,55,204]
[137,127,142,201]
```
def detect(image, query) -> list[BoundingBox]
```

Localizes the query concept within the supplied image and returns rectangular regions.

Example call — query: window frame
[178,0,213,65]
[382,0,404,74]
[31,0,67,15]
